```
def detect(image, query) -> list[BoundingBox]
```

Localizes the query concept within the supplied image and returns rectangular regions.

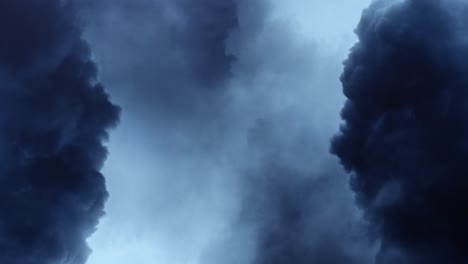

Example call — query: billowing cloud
[332,0,468,262]
[0,0,119,263]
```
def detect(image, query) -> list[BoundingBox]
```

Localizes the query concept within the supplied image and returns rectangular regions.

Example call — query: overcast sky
[83,1,372,263]
[4,1,468,263]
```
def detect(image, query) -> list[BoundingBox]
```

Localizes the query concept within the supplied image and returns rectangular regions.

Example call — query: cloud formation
[85,0,372,263]
[332,0,468,262]
[243,111,370,264]
[0,1,119,263]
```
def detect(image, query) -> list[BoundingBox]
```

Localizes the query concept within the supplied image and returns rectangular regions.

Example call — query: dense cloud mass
[0,1,119,263]
[85,0,373,263]
[332,0,468,262]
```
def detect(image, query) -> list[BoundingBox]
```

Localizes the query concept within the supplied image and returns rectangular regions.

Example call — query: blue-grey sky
[84,1,372,263]
[3,1,468,263]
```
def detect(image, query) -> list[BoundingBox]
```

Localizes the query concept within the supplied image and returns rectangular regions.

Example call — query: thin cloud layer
[85,1,374,263]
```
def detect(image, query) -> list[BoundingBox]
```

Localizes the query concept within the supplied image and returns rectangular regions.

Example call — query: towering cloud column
[332,0,468,263]
[0,1,119,263]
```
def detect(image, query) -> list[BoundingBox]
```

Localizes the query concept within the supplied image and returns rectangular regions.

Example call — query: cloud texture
[0,1,119,263]
[84,0,375,263]
[332,0,468,262]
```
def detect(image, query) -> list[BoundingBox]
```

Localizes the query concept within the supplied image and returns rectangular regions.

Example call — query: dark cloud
[332,0,468,262]
[0,0,119,263]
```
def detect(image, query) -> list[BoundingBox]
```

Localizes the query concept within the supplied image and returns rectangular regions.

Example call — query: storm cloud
[332,0,468,263]
[0,1,119,263]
